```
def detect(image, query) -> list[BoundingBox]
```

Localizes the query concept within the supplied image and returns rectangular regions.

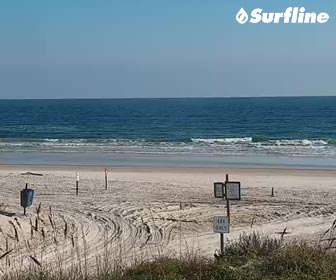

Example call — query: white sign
[76,172,80,181]
[214,182,224,198]
[225,182,241,200]
[213,216,230,233]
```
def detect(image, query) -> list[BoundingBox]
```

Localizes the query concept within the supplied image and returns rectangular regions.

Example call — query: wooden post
[220,192,225,255]
[105,169,108,190]
[220,233,224,255]
[219,174,230,256]
[23,183,28,216]
[219,174,229,256]
[226,174,230,218]
[76,172,79,195]
[271,187,275,197]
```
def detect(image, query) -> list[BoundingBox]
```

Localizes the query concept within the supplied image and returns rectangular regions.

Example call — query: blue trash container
[21,187,34,208]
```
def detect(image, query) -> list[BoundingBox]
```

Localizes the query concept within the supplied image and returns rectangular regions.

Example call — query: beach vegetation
[2,231,336,280]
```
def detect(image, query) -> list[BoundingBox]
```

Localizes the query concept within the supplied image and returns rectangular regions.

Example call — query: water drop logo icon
[236,8,249,24]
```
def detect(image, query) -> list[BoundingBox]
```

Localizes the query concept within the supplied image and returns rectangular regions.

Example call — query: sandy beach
[1,165,336,272]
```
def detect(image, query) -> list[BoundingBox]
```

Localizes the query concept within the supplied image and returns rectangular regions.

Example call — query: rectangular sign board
[214,182,224,198]
[213,216,230,233]
[225,181,241,200]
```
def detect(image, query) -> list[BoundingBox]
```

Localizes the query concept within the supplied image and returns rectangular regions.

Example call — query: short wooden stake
[251,214,256,228]
[76,172,79,195]
[104,169,108,190]
[271,187,275,197]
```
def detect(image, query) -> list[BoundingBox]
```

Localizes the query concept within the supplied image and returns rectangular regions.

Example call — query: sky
[0,0,335,99]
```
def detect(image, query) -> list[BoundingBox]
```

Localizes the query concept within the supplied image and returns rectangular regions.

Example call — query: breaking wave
[191,137,253,144]
[0,137,335,157]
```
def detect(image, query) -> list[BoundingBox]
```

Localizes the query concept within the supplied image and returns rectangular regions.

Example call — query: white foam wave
[272,139,328,146]
[43,138,59,142]
[0,137,334,157]
[191,137,253,144]
[191,137,328,147]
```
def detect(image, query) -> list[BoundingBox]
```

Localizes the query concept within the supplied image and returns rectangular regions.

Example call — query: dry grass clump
[3,231,336,280]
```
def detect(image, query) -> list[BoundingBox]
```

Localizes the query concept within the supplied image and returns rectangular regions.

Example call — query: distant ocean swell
[1,137,335,156]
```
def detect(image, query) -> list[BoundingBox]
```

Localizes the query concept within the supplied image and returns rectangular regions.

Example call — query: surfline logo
[236,7,330,24]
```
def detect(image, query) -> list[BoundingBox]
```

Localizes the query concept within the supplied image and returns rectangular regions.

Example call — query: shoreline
[1,163,336,176]
[1,151,336,170]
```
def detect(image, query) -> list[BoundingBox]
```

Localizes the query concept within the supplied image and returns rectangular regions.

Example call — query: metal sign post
[213,173,242,256]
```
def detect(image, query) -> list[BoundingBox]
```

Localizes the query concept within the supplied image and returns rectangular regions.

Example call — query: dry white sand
[0,165,336,272]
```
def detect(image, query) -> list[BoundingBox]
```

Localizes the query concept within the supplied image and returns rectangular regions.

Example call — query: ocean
[1,97,336,168]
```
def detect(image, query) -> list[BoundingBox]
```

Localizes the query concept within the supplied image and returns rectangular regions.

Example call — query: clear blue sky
[0,0,335,99]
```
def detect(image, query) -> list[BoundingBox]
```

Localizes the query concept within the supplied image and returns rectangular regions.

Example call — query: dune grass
[2,232,336,280]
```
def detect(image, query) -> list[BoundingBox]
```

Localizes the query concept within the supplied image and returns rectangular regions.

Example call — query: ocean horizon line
[0,95,336,101]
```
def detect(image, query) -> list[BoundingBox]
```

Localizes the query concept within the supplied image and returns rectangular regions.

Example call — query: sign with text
[214,182,224,198]
[225,181,241,200]
[213,216,230,233]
